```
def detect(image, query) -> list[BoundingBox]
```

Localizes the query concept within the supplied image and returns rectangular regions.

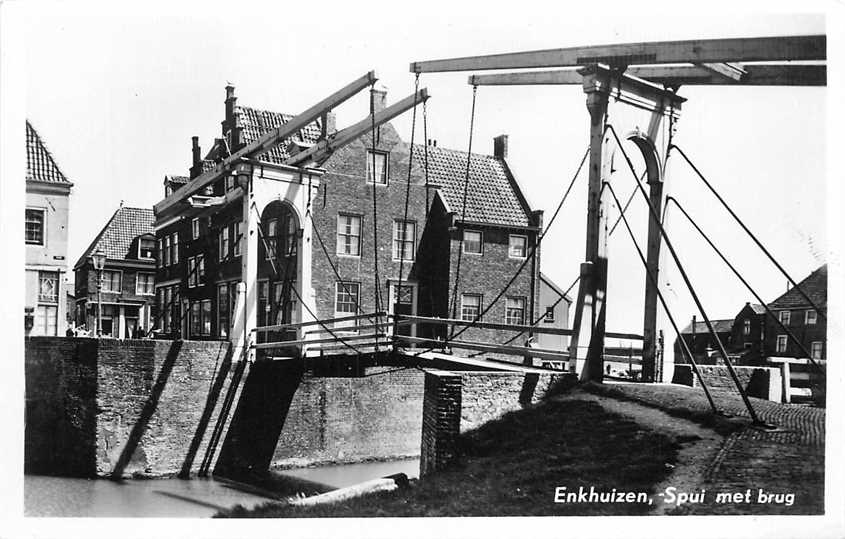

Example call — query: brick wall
[671,364,782,402]
[419,369,566,476]
[26,337,426,478]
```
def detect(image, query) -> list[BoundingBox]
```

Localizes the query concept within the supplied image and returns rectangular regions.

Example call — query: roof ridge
[412,142,497,160]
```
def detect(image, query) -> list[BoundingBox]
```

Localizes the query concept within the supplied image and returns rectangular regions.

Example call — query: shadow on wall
[214,359,305,479]
[110,341,183,478]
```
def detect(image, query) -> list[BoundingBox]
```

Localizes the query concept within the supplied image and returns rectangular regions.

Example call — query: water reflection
[25,458,420,518]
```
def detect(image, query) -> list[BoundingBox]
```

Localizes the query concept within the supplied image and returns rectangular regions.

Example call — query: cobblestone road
[588,382,825,515]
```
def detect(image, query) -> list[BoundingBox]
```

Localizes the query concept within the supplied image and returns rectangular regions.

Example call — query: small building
[728,302,767,364]
[73,206,157,338]
[764,264,826,360]
[674,318,733,365]
[535,272,572,352]
[25,121,73,336]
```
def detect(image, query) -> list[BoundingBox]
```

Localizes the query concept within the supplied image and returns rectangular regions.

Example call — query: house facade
[74,206,157,338]
[728,302,767,364]
[764,264,826,360]
[535,272,572,353]
[152,85,542,357]
[25,121,73,337]
[673,318,733,365]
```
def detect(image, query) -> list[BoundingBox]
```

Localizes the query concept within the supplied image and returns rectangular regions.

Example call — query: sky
[21,2,832,346]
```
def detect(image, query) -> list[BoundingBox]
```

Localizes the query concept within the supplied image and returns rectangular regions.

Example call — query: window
[102,270,122,293]
[189,300,212,337]
[463,230,483,255]
[258,280,269,327]
[337,214,362,256]
[284,216,297,256]
[461,294,481,322]
[192,218,200,240]
[226,175,235,192]
[805,310,817,325]
[776,335,788,353]
[218,283,230,338]
[233,222,242,257]
[139,237,155,259]
[187,257,197,288]
[219,226,230,262]
[136,273,155,295]
[779,310,791,325]
[811,341,823,360]
[171,232,179,264]
[335,282,360,314]
[743,319,751,335]
[25,208,45,245]
[265,219,278,260]
[393,220,416,261]
[544,306,555,323]
[509,235,527,258]
[162,288,172,332]
[506,296,526,325]
[163,236,171,267]
[197,255,205,285]
[366,150,388,184]
[35,305,58,335]
[157,238,164,267]
[38,271,58,303]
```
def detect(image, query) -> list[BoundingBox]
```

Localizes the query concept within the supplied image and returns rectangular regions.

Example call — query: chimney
[224,84,240,149]
[191,136,201,166]
[494,134,509,160]
[371,86,388,115]
[321,111,337,139]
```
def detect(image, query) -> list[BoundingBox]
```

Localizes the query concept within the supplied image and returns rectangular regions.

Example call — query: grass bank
[216,396,680,517]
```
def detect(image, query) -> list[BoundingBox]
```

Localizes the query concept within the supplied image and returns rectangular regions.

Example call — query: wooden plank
[695,62,746,82]
[628,64,826,86]
[395,335,571,362]
[469,64,826,88]
[252,332,385,350]
[154,70,378,216]
[286,88,430,166]
[395,314,575,336]
[253,311,386,332]
[305,322,391,335]
[409,350,555,374]
[411,35,825,73]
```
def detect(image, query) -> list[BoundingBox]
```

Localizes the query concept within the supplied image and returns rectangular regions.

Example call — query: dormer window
[138,237,156,259]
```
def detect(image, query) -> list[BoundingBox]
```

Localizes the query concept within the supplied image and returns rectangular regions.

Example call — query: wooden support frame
[252,311,386,333]
[395,335,572,362]
[392,314,642,340]
[252,332,386,350]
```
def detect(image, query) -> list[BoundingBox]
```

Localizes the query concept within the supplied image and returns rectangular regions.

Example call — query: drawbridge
[153,34,826,446]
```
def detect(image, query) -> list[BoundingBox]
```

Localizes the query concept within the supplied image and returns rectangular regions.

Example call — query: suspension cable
[666,196,826,378]
[448,84,479,321]
[395,74,421,338]
[669,144,825,321]
[605,182,719,414]
[608,124,764,425]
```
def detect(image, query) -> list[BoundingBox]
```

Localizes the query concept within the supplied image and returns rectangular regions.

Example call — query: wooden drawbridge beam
[154,70,378,216]
[468,64,826,88]
[411,34,825,73]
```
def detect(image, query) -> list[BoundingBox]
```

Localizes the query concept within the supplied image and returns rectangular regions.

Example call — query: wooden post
[568,65,611,382]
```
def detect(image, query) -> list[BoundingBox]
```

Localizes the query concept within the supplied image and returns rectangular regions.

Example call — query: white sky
[23,3,829,341]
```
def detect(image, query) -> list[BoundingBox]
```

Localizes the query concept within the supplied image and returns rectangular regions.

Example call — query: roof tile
[75,207,155,268]
[768,264,827,310]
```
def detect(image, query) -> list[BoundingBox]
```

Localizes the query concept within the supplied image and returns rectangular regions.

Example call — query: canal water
[25,458,420,518]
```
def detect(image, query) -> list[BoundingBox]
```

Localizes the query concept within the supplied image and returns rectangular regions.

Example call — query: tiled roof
[26,120,71,184]
[748,303,767,314]
[680,319,734,335]
[74,206,155,268]
[166,175,189,185]
[236,105,322,164]
[411,144,531,228]
[769,264,827,310]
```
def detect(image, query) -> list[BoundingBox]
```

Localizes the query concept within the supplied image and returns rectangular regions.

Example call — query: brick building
[764,264,827,360]
[674,318,733,365]
[729,302,767,363]
[153,85,542,355]
[74,206,157,337]
[25,121,73,336]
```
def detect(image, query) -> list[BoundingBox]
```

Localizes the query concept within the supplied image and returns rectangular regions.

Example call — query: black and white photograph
[1,1,843,537]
